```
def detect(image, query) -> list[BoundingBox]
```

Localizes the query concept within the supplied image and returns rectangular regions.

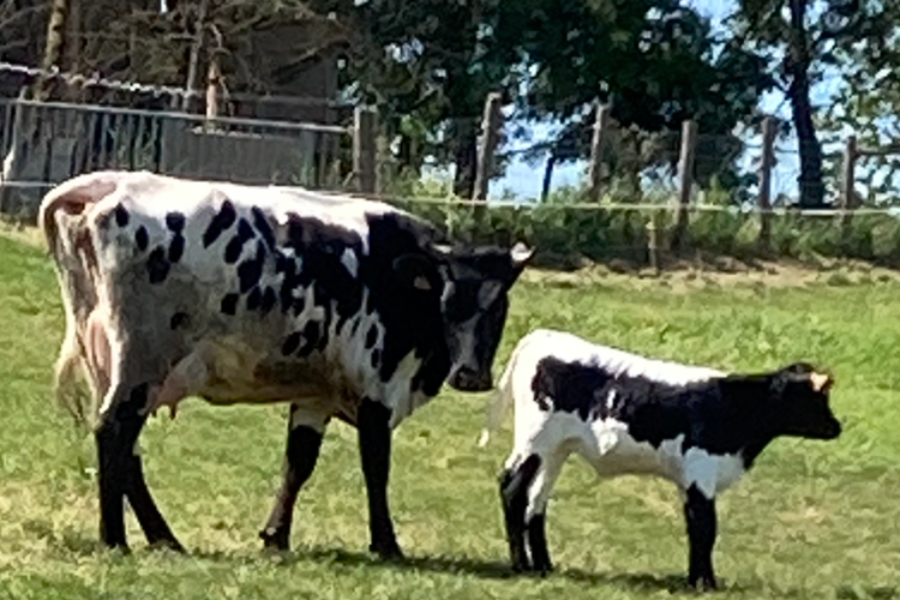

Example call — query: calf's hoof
[259,527,290,551]
[510,559,532,574]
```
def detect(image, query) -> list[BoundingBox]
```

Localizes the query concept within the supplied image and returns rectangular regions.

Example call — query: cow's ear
[392,254,439,292]
[509,242,534,269]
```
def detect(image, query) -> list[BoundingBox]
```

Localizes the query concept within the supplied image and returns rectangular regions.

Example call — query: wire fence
[4,62,900,270]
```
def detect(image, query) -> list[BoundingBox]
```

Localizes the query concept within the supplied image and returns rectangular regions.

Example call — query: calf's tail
[478,335,530,448]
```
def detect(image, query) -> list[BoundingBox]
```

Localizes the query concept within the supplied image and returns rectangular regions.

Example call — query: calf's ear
[810,372,834,393]
[392,254,440,292]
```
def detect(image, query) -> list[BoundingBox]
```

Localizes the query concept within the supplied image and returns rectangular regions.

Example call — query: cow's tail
[478,333,533,448]
[38,172,119,430]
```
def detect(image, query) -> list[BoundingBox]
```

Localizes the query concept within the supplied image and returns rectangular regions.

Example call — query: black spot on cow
[168,235,185,263]
[169,312,189,330]
[365,325,378,349]
[224,218,256,264]
[165,212,186,233]
[135,226,149,251]
[114,203,130,227]
[246,287,262,311]
[283,213,365,332]
[297,320,321,358]
[203,200,237,247]
[146,246,170,284]
[281,331,302,356]
[260,287,277,315]
[276,254,299,312]
[237,241,267,293]
[220,293,239,316]
[251,206,277,250]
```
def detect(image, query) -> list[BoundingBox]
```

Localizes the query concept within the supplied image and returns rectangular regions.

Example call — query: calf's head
[437,242,533,392]
[770,362,842,440]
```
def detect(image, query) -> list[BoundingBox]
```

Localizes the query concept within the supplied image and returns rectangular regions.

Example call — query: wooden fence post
[671,119,698,251]
[587,103,611,203]
[646,208,663,274]
[353,105,378,195]
[758,116,777,250]
[204,54,220,132]
[472,91,504,203]
[839,134,857,238]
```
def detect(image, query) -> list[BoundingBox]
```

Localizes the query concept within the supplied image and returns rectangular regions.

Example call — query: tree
[818,0,900,204]
[502,0,773,201]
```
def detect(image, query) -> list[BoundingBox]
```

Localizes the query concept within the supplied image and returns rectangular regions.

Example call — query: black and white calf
[478,328,842,591]
[39,170,532,557]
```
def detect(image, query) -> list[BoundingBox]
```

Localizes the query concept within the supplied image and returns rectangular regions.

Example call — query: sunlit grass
[0,233,898,599]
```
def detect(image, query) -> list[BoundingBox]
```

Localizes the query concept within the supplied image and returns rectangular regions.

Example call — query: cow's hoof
[102,542,132,555]
[148,538,186,554]
[259,527,290,551]
[369,540,405,561]
[532,562,553,577]
[689,576,718,593]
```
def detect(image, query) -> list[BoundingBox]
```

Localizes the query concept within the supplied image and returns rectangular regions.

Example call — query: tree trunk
[541,154,556,202]
[452,117,478,198]
[788,0,826,208]
[35,0,68,101]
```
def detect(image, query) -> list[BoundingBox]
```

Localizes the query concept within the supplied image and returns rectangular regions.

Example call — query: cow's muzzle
[448,366,492,392]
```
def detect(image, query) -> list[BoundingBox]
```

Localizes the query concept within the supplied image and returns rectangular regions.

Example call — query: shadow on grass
[193,545,702,595]
[47,534,898,599]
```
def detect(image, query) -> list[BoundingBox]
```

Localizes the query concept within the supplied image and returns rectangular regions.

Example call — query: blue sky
[492,0,845,202]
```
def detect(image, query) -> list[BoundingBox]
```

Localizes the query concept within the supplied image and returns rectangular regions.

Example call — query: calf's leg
[683,485,718,591]
[260,405,328,550]
[357,399,402,559]
[524,449,567,575]
[498,453,541,572]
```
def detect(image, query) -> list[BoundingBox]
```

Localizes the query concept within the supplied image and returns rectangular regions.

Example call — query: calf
[478,328,842,591]
[39,170,533,557]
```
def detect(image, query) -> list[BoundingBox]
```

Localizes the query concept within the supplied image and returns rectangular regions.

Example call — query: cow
[477,328,842,591]
[38,170,534,558]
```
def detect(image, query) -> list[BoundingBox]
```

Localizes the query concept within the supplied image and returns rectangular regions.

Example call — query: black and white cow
[478,328,842,591]
[39,170,533,557]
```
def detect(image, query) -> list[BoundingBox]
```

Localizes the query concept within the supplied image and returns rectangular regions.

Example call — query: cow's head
[769,362,842,440]
[436,241,534,392]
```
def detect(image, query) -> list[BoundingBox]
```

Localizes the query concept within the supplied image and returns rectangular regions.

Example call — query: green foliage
[386,184,900,268]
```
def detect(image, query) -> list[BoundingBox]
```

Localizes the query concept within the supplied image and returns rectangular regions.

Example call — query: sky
[491,0,846,203]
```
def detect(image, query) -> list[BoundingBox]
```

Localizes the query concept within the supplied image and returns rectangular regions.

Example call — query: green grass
[1,233,899,600]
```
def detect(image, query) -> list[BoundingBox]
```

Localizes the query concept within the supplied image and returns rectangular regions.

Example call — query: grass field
[1,231,899,600]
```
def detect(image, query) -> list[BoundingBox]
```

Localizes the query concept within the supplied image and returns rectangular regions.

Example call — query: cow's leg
[259,404,329,551]
[524,448,568,575]
[498,453,542,573]
[96,381,178,550]
[124,449,183,551]
[683,485,718,591]
[357,399,403,560]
